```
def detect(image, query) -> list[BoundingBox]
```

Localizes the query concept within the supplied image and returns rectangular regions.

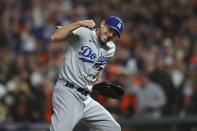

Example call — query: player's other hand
[78,20,95,30]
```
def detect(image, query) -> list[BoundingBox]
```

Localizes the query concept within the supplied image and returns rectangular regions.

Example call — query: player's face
[99,21,119,43]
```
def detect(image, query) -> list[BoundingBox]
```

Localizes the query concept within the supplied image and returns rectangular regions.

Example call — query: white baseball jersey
[58,27,115,91]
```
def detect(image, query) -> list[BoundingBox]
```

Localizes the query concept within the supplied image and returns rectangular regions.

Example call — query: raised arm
[50,20,95,42]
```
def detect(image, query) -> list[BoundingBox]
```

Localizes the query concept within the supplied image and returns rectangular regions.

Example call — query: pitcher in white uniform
[50,16,124,131]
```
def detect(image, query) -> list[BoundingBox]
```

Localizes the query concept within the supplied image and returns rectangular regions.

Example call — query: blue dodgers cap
[105,16,124,37]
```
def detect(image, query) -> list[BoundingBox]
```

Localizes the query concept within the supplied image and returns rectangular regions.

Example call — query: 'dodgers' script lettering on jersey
[78,45,110,68]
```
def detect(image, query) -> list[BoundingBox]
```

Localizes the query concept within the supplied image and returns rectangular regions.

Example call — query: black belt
[64,81,90,96]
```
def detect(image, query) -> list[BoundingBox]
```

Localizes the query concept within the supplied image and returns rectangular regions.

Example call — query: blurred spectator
[149,56,176,115]
[127,72,166,118]
[9,91,32,122]
[30,84,46,122]
[180,80,197,116]
[21,21,37,53]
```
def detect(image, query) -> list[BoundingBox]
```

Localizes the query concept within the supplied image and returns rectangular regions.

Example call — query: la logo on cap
[117,22,121,29]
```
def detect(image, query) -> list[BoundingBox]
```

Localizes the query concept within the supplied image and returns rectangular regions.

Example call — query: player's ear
[101,20,105,28]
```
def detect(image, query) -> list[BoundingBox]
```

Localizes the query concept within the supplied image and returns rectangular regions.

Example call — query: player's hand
[78,20,95,30]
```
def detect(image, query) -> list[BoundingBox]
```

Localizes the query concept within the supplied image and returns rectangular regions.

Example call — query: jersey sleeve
[56,26,86,36]
[106,41,116,58]
[56,26,90,43]
[72,27,83,35]
[67,27,90,45]
[72,27,90,38]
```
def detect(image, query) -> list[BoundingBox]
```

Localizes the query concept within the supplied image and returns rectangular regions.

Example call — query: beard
[97,29,105,44]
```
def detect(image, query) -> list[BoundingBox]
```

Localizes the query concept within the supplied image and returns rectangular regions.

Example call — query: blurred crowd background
[0,0,197,126]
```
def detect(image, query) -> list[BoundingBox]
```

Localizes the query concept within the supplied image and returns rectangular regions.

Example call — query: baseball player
[50,16,124,131]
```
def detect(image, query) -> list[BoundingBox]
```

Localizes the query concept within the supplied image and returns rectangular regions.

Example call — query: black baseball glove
[92,82,124,99]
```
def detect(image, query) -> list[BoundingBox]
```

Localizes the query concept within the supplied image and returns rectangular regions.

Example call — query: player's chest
[76,41,110,68]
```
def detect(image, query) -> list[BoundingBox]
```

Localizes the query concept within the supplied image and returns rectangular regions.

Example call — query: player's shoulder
[104,41,116,56]
[106,41,115,49]
[105,41,116,53]
[74,27,92,33]
[72,27,92,39]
